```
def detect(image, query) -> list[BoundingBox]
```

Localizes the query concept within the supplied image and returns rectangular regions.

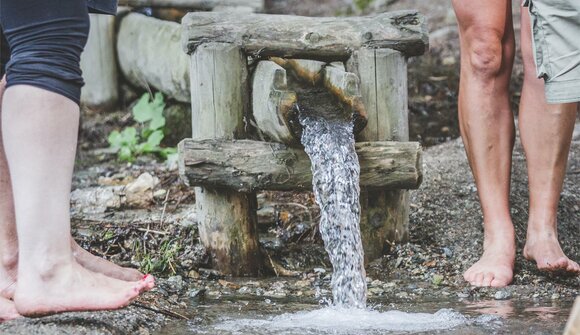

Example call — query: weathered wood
[117,13,190,103]
[252,61,297,144]
[271,58,325,85]
[80,14,118,108]
[178,139,422,192]
[119,0,263,11]
[322,64,367,123]
[182,11,429,59]
[347,48,411,262]
[189,42,262,276]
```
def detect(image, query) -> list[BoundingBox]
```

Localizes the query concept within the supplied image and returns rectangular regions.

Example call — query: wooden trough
[179,11,428,276]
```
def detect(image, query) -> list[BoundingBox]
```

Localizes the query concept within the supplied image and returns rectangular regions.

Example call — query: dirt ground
[1,1,578,334]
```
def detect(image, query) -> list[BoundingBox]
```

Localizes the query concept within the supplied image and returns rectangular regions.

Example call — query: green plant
[354,0,374,11]
[108,92,177,162]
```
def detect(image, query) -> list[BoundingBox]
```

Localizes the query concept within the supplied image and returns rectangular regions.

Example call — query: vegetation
[108,92,177,162]
[354,0,374,11]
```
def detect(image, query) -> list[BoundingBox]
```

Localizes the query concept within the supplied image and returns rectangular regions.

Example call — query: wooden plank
[178,139,423,191]
[182,11,429,59]
[80,14,118,108]
[118,0,263,11]
[347,48,411,262]
[251,61,297,144]
[189,42,262,276]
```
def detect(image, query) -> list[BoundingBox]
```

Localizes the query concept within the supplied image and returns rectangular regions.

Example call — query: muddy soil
[1,1,578,334]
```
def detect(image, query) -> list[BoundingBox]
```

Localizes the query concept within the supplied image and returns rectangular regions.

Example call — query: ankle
[18,255,73,282]
[0,251,18,272]
[527,214,558,237]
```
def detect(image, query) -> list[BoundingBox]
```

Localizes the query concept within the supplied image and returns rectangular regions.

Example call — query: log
[271,57,325,86]
[322,64,367,124]
[252,61,297,144]
[117,13,190,103]
[189,42,262,276]
[118,0,263,11]
[80,14,118,109]
[347,48,411,262]
[182,11,429,59]
[178,139,423,192]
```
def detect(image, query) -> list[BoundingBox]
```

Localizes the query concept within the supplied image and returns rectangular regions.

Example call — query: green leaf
[120,127,139,147]
[132,93,154,123]
[107,130,122,149]
[147,130,164,147]
[119,146,134,162]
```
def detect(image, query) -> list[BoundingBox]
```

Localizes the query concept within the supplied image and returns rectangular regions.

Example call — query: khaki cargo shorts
[523,0,580,103]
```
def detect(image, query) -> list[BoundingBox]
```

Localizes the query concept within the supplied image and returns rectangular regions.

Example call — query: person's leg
[452,0,516,287]
[519,10,580,274]
[0,77,19,321]
[2,85,153,316]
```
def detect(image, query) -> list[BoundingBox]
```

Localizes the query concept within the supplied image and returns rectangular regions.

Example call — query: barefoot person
[0,0,154,320]
[452,0,580,287]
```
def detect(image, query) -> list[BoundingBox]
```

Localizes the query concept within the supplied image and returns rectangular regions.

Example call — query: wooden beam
[182,11,429,59]
[178,139,423,192]
[118,0,263,11]
[189,42,262,276]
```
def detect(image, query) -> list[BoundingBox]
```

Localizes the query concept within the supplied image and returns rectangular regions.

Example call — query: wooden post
[80,14,118,109]
[189,42,262,276]
[348,48,411,262]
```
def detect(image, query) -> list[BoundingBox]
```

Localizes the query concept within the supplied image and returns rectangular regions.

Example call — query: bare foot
[0,255,17,300]
[0,297,20,322]
[524,227,580,274]
[72,239,143,282]
[464,229,515,287]
[13,261,154,317]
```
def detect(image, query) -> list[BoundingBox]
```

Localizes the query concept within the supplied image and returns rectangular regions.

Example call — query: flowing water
[299,115,367,308]
[157,115,575,334]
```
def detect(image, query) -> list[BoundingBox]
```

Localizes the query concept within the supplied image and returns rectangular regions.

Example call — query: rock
[188,288,206,299]
[368,287,385,295]
[125,172,159,208]
[153,189,167,200]
[188,270,201,279]
[166,275,184,292]
[551,293,560,300]
[237,286,251,294]
[313,268,326,274]
[294,280,311,288]
[494,290,512,300]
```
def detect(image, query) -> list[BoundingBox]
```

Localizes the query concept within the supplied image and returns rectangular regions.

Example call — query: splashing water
[300,116,367,308]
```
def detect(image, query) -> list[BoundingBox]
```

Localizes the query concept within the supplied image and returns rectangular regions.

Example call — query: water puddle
[158,298,573,335]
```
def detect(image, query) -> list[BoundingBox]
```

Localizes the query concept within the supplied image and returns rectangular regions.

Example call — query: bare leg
[452,0,516,287]
[0,78,19,321]
[519,11,580,274]
[2,85,153,316]
[0,76,142,284]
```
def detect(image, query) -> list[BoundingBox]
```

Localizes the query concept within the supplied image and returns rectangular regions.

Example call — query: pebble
[166,275,184,292]
[551,293,560,300]
[494,290,511,300]
[368,287,385,295]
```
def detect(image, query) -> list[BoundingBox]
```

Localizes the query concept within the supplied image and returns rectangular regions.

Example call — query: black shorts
[0,0,94,105]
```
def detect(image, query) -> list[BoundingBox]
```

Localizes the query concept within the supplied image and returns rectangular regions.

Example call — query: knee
[465,29,506,78]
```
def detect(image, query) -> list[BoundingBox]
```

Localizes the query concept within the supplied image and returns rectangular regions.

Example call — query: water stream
[299,115,367,308]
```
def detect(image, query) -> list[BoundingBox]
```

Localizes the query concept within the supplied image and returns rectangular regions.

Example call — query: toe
[473,273,484,287]
[482,272,494,287]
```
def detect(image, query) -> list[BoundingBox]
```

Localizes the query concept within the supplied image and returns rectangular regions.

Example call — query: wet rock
[166,275,184,292]
[494,289,512,300]
[237,286,252,294]
[368,287,385,295]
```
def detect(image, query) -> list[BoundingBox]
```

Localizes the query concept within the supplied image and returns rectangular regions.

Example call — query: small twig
[136,228,169,235]
[131,302,189,320]
[159,189,171,225]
